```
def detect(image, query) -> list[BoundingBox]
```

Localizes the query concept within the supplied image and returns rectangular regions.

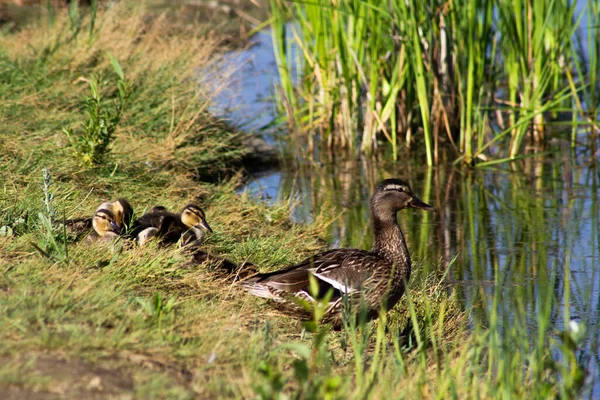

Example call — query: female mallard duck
[84,198,134,243]
[241,178,435,327]
[132,203,213,247]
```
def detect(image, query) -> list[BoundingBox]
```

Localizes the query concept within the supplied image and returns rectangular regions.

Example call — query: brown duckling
[96,198,134,234]
[86,208,120,243]
[85,198,134,243]
[132,203,212,247]
[241,179,435,328]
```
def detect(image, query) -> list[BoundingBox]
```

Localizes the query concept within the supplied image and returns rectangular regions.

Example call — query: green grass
[0,2,592,398]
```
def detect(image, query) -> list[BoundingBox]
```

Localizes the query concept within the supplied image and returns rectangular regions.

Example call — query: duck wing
[245,249,381,299]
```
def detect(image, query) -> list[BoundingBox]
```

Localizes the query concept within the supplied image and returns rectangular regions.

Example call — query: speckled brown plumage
[241,178,435,327]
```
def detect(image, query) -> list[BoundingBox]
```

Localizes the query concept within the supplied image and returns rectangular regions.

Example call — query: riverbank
[0,3,460,398]
[0,2,591,398]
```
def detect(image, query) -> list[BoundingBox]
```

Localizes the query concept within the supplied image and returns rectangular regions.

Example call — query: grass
[262,153,599,398]
[0,0,250,179]
[270,0,600,165]
[0,1,593,398]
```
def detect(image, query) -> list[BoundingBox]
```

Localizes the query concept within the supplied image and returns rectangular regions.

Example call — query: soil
[0,351,195,399]
[1,353,135,399]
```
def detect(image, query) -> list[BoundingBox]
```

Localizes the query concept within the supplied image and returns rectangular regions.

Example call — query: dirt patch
[0,353,135,399]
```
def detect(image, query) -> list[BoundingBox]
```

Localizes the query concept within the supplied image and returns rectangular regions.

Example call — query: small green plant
[64,54,132,166]
[0,208,28,238]
[254,361,287,400]
[135,292,177,329]
[33,168,68,262]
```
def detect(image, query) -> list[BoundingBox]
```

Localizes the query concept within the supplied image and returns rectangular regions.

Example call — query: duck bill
[109,221,121,234]
[197,219,213,233]
[410,197,436,212]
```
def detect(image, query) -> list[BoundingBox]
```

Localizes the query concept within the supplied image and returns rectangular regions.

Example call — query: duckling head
[180,204,213,233]
[371,179,435,220]
[111,198,134,230]
[92,208,120,237]
[95,198,133,234]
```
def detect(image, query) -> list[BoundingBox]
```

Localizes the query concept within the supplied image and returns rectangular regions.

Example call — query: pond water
[211,25,600,398]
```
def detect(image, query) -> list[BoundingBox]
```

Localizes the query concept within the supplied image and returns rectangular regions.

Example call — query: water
[272,152,600,396]
[211,25,600,399]
[207,28,280,134]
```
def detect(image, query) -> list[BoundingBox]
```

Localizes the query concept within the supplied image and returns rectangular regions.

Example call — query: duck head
[180,204,213,233]
[137,227,159,247]
[371,179,435,220]
[92,208,120,237]
[95,198,133,234]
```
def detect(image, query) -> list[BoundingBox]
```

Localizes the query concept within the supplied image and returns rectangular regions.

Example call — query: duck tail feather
[241,281,279,300]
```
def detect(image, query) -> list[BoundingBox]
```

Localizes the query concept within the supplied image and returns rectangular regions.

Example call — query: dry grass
[1,1,249,179]
[3,2,580,399]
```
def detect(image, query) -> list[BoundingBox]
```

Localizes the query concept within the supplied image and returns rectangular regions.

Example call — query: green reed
[269,149,598,396]
[270,0,599,165]
[498,0,578,156]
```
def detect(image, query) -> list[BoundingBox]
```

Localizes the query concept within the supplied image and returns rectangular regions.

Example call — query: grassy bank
[0,2,321,397]
[0,2,590,399]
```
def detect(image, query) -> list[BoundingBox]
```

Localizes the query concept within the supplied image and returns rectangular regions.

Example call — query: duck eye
[383,184,405,192]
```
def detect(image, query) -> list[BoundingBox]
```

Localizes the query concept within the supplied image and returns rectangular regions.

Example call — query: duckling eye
[187,209,202,219]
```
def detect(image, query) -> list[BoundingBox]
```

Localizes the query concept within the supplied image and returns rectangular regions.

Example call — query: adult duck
[241,178,435,327]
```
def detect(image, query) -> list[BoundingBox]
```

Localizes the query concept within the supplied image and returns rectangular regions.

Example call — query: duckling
[86,207,121,243]
[96,198,134,234]
[132,203,212,247]
[85,198,134,243]
[135,213,179,247]
[59,198,133,241]
[179,203,213,246]
[137,226,160,247]
[241,179,435,328]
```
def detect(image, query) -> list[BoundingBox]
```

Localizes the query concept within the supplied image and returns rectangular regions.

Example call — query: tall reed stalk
[270,0,599,165]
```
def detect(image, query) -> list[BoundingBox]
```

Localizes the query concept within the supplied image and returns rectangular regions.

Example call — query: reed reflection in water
[243,147,600,395]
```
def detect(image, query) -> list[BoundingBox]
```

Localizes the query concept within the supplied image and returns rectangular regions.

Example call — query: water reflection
[241,148,600,395]
[206,10,600,396]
